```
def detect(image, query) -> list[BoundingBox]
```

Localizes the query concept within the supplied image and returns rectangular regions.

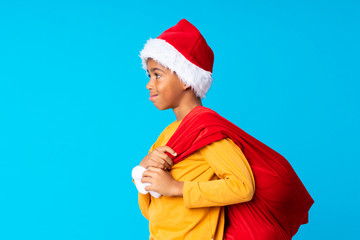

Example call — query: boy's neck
[173,101,202,122]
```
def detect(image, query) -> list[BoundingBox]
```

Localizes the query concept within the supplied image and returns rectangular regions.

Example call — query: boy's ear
[183,83,191,90]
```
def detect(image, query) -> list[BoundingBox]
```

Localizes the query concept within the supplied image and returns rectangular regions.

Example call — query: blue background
[0,0,359,239]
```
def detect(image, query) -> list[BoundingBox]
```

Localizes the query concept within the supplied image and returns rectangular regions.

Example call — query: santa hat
[139,19,214,99]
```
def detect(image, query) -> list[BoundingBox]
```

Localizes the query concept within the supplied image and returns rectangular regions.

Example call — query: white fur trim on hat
[139,38,213,99]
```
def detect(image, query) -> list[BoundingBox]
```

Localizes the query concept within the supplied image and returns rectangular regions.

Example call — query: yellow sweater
[138,119,255,240]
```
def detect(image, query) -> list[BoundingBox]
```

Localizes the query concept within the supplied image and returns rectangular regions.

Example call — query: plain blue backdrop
[0,0,359,239]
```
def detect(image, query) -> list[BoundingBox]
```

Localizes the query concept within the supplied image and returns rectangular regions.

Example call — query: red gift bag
[165,106,314,240]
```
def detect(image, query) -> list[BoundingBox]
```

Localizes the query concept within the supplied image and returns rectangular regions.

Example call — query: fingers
[154,154,172,169]
[145,184,154,192]
[149,155,166,168]
[147,166,163,172]
[162,146,177,157]
[149,154,171,170]
[152,151,173,170]
[142,167,179,196]
[141,168,163,184]
[143,146,177,171]
[155,146,177,167]
[142,167,161,178]
[156,150,174,163]
[141,176,152,184]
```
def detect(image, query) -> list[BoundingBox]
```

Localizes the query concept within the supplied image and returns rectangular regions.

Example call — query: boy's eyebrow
[147,68,165,73]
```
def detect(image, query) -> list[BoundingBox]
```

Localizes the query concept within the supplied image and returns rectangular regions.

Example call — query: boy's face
[146,58,187,110]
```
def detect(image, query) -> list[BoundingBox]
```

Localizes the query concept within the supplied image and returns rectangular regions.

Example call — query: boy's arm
[183,138,255,208]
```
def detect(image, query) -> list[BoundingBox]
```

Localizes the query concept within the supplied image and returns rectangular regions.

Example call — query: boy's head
[139,19,214,100]
[146,58,193,110]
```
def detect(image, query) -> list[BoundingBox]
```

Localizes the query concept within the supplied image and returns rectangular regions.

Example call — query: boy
[132,19,313,240]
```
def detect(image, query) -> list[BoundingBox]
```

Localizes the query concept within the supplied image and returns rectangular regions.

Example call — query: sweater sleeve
[138,192,151,220]
[183,138,255,208]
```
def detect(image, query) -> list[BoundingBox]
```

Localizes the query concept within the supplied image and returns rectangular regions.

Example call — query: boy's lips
[150,94,158,101]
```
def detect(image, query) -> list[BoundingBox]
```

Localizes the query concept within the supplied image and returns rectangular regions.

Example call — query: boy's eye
[147,73,161,79]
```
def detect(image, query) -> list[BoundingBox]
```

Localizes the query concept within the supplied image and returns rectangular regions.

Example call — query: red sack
[165,106,314,240]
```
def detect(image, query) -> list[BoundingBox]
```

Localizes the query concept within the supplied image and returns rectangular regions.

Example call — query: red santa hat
[139,19,214,99]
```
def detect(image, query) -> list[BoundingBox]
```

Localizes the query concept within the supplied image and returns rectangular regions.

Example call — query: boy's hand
[140,146,177,170]
[141,167,184,197]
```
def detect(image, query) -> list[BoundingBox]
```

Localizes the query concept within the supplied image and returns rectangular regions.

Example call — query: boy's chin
[153,104,171,111]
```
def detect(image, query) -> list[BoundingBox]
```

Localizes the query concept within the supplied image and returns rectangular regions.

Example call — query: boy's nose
[146,78,154,90]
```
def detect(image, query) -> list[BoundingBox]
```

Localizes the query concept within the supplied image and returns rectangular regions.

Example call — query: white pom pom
[131,165,162,198]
